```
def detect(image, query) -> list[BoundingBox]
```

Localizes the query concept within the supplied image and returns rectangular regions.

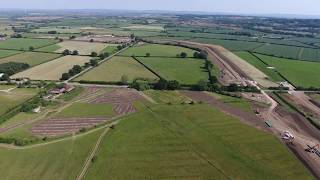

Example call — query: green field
[144,90,191,104]
[55,102,114,118]
[75,56,159,83]
[255,54,320,87]
[138,57,209,85]
[0,52,61,66]
[101,45,118,54]
[0,88,38,116]
[0,38,58,51]
[190,38,264,51]
[0,128,103,180]
[0,50,20,59]
[235,51,285,82]
[253,44,320,62]
[36,44,61,52]
[85,104,311,179]
[32,27,81,34]
[120,44,197,57]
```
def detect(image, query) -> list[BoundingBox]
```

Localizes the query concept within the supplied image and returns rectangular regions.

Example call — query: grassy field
[253,44,320,62]
[55,41,108,55]
[0,88,38,116]
[36,44,61,52]
[190,38,264,51]
[143,90,191,104]
[101,45,118,54]
[11,56,90,80]
[55,102,114,118]
[138,57,209,85]
[235,51,285,82]
[123,25,164,31]
[0,52,61,66]
[0,112,39,128]
[0,128,103,180]
[0,50,20,59]
[120,44,197,57]
[32,27,81,34]
[75,56,159,83]
[207,92,253,113]
[0,38,58,51]
[85,104,311,179]
[255,54,320,87]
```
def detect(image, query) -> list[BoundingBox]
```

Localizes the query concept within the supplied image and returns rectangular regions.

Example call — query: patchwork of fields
[11,56,90,80]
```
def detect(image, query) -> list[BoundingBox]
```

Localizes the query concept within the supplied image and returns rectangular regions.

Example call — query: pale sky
[1,0,320,16]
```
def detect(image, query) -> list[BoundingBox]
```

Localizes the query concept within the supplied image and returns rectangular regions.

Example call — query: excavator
[306,144,320,158]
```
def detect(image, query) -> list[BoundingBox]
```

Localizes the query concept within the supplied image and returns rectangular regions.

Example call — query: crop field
[0,129,103,180]
[143,90,191,104]
[75,56,159,83]
[0,38,58,51]
[123,25,164,31]
[255,53,320,87]
[11,56,90,80]
[137,57,209,85]
[0,52,61,66]
[55,102,114,118]
[36,44,61,52]
[85,104,311,179]
[101,45,118,54]
[190,38,264,51]
[0,87,38,116]
[235,51,285,82]
[54,41,108,55]
[253,44,320,62]
[120,44,197,57]
[0,50,20,59]
[31,27,81,34]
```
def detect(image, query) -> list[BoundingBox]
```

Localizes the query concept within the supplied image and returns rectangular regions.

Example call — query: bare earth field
[11,56,90,80]
[55,41,108,55]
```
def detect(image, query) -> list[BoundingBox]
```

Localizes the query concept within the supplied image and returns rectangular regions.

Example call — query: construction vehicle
[306,144,320,158]
[281,131,294,142]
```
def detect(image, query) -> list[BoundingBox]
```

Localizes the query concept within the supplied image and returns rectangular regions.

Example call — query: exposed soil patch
[31,117,108,137]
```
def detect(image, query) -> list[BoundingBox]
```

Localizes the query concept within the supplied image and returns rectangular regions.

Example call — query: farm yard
[75,56,159,83]
[11,56,90,80]
[0,52,61,66]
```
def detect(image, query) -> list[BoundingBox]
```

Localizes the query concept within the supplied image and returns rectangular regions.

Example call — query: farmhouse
[49,84,75,95]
